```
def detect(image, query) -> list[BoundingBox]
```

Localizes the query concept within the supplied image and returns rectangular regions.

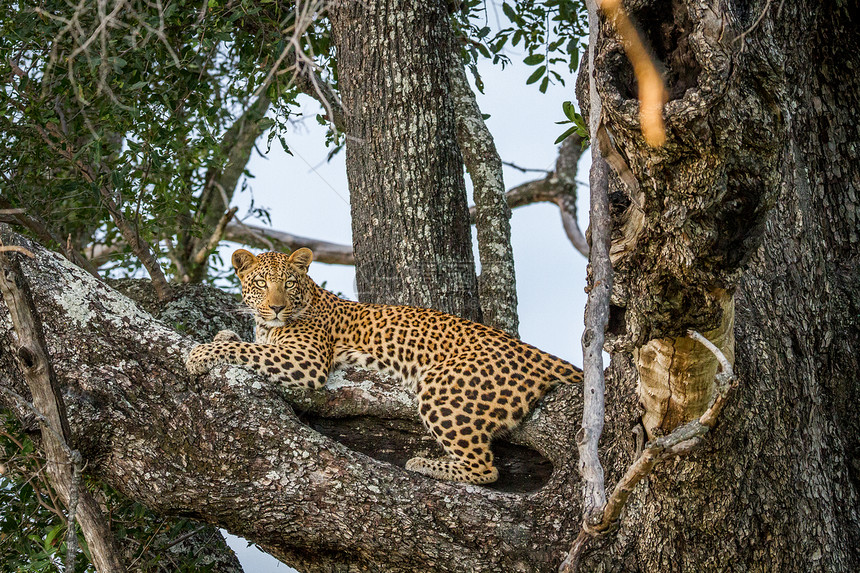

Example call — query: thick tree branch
[0,232,596,572]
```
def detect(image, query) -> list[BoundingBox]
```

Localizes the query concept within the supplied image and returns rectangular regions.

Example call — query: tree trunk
[329,0,481,321]
[575,0,860,570]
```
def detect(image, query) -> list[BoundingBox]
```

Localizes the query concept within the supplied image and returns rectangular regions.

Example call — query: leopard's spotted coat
[186,248,583,484]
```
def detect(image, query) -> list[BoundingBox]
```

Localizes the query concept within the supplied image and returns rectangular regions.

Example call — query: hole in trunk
[298,413,553,493]
[603,0,702,103]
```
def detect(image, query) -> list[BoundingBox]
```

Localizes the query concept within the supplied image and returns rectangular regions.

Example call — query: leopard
[186,248,583,484]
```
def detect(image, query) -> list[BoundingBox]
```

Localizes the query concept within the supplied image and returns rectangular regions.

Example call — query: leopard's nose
[269,305,285,315]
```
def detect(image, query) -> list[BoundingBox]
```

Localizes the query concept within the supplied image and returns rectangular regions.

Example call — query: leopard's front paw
[213,329,242,343]
[185,343,216,376]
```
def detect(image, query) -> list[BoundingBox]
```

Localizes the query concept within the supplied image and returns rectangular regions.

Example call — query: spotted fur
[186,249,583,484]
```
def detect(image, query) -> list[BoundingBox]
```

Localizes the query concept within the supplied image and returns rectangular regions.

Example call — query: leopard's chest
[255,322,274,344]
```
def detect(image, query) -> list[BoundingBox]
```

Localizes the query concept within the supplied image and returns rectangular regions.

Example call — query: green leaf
[563,100,575,121]
[539,76,549,93]
[44,523,65,550]
[525,65,545,85]
[502,3,517,22]
[523,53,545,66]
[554,125,578,144]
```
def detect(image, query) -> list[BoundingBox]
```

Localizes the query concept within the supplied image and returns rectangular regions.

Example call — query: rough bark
[329,0,481,321]
[0,246,126,572]
[573,0,860,571]
[0,231,602,572]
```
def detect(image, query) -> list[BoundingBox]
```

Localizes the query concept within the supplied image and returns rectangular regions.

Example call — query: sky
[218,45,592,572]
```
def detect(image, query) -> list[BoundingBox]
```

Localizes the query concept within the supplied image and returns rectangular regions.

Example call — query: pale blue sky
[219,54,591,572]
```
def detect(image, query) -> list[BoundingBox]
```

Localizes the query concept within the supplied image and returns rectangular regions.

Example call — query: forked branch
[560,329,738,572]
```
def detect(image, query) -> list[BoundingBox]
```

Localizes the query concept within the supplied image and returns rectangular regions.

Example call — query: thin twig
[501,160,551,174]
[0,245,35,257]
[192,206,238,265]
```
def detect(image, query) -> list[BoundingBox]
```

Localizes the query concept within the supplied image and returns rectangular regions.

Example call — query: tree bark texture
[0,247,127,572]
[575,0,860,570]
[1,231,622,572]
[329,0,482,321]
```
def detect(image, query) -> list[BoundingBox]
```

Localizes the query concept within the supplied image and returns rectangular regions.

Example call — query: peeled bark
[329,0,481,322]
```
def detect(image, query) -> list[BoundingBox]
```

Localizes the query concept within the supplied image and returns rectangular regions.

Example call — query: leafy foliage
[0,0,332,282]
[453,1,587,93]
[555,100,589,145]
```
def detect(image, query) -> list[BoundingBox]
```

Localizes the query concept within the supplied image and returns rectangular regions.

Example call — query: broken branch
[0,239,127,572]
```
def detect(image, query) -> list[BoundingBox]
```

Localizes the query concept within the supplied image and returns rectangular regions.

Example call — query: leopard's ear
[289,248,313,273]
[231,249,258,279]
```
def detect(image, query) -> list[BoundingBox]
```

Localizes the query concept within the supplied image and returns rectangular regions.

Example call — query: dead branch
[560,328,738,572]
[468,135,590,258]
[560,3,612,569]
[224,221,355,265]
[576,0,612,543]
[0,237,127,572]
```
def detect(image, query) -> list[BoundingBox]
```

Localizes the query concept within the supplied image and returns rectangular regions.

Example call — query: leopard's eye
[285,279,296,289]
[253,279,267,288]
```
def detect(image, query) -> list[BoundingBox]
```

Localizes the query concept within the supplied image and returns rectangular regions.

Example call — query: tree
[2,1,858,573]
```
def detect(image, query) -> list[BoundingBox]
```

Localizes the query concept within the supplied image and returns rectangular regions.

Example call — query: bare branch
[577,0,612,534]
[224,221,354,265]
[468,135,590,258]
[193,207,238,265]
[561,3,611,570]
[0,236,127,572]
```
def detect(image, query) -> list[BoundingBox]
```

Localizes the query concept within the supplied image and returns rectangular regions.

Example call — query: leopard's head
[231,248,317,326]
